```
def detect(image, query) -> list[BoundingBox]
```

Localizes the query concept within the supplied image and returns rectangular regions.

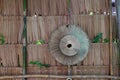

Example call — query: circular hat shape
[60,35,80,56]
[49,24,89,65]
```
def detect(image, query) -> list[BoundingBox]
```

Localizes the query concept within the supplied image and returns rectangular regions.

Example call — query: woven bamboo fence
[0,0,119,80]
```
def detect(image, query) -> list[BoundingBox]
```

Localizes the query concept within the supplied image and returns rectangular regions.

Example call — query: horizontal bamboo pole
[0,75,120,79]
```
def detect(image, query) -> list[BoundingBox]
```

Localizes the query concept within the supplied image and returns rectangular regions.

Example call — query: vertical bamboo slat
[109,0,113,77]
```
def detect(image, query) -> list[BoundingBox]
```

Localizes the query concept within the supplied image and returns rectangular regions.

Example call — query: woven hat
[49,24,89,65]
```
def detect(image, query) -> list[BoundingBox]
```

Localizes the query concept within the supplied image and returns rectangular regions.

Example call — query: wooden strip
[1,74,120,80]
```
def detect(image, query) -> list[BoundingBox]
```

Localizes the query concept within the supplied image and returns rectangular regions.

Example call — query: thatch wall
[0,0,119,80]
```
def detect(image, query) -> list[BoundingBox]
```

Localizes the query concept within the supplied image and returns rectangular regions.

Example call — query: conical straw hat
[49,24,89,65]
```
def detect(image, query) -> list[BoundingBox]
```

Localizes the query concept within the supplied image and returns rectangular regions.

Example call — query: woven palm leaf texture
[49,24,89,65]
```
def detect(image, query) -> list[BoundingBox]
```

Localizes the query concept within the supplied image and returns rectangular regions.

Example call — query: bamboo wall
[0,0,119,80]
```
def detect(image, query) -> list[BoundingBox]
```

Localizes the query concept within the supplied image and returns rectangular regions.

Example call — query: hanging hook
[66,77,72,80]
[67,65,72,80]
